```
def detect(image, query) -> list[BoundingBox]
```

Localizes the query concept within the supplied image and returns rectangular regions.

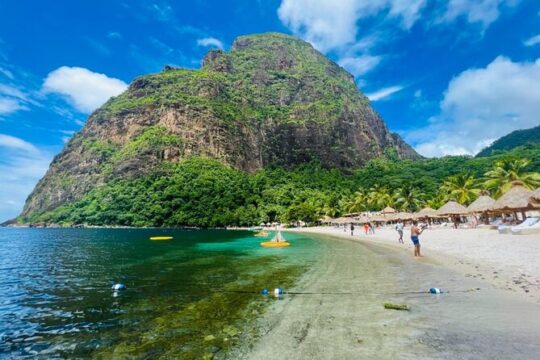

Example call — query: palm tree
[340,189,368,213]
[367,184,394,210]
[440,173,481,205]
[393,184,425,212]
[425,193,446,210]
[484,158,540,197]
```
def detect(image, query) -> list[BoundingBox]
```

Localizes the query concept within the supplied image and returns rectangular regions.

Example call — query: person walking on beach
[368,222,375,234]
[395,220,404,243]
[410,220,425,257]
[363,223,369,235]
[350,223,355,236]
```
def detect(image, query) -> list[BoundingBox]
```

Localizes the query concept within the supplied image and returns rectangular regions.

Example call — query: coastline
[233,228,540,359]
[288,226,540,303]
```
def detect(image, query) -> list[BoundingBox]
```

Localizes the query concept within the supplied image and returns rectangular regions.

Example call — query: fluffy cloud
[366,85,404,101]
[409,56,540,157]
[441,0,517,30]
[338,55,382,77]
[278,0,513,54]
[0,134,52,221]
[43,66,128,113]
[524,34,540,47]
[278,0,427,52]
[197,37,224,50]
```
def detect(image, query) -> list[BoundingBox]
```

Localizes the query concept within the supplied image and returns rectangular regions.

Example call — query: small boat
[254,231,269,237]
[150,236,173,241]
[260,230,290,247]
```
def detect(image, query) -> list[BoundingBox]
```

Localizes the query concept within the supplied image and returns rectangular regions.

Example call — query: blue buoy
[429,287,443,294]
[112,283,126,291]
[261,288,269,296]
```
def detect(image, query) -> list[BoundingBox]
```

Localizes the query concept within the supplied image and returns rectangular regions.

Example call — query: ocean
[0,228,321,358]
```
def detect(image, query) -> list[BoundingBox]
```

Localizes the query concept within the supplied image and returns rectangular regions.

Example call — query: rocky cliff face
[21,32,418,218]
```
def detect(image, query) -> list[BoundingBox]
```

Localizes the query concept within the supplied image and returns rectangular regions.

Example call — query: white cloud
[0,66,14,79]
[366,85,404,101]
[441,0,518,30]
[0,97,25,115]
[0,83,30,115]
[278,0,511,54]
[42,66,128,113]
[410,56,540,157]
[0,134,39,154]
[278,0,428,52]
[338,55,382,77]
[197,37,224,50]
[0,135,52,221]
[524,34,540,47]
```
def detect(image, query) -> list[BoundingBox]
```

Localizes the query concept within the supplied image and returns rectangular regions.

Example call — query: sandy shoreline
[290,226,540,302]
[235,227,540,359]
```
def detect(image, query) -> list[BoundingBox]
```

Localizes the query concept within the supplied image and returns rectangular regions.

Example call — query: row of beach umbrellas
[327,183,540,224]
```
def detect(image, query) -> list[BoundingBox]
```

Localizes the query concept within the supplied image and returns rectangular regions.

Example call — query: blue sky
[0,0,539,221]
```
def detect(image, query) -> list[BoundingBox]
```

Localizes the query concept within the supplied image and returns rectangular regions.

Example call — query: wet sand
[237,232,540,359]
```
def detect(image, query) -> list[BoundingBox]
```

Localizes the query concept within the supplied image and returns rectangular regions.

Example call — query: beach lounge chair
[511,218,540,235]
[498,225,512,234]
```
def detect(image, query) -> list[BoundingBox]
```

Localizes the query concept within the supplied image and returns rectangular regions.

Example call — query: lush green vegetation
[23,144,540,227]
[477,125,540,157]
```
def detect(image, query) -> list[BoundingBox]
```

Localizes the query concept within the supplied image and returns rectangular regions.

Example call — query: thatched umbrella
[392,212,414,221]
[370,215,387,223]
[382,206,396,215]
[437,201,468,216]
[417,207,438,218]
[437,201,468,228]
[467,195,496,213]
[529,187,540,208]
[492,182,533,219]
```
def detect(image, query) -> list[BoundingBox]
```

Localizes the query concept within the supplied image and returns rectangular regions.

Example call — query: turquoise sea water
[0,228,321,358]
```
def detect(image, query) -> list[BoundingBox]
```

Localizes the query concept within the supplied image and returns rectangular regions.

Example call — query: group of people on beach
[348,220,427,257]
[348,222,374,236]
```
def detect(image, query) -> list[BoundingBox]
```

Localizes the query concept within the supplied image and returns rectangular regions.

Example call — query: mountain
[476,125,540,157]
[19,32,418,224]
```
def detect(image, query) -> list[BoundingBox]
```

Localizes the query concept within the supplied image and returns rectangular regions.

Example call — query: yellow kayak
[260,241,290,248]
[150,236,173,241]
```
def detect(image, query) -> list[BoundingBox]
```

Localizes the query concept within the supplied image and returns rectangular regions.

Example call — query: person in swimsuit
[410,220,425,257]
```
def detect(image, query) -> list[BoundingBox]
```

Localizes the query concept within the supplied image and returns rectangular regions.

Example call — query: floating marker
[274,288,284,297]
[112,283,126,291]
[429,287,443,294]
[261,288,269,296]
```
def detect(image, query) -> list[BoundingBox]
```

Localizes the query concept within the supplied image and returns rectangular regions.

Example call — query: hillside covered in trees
[20,144,540,227]
[477,125,540,157]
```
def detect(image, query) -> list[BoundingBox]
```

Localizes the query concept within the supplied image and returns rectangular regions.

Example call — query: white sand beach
[236,227,540,359]
[293,226,540,302]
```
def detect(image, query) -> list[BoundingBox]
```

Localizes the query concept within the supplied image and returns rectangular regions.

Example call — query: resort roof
[492,182,533,211]
[437,201,468,215]
[416,207,438,218]
[467,195,496,213]
[382,206,396,214]
[529,187,540,208]
[392,212,415,220]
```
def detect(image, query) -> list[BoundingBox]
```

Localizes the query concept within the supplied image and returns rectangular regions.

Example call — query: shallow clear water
[0,228,321,358]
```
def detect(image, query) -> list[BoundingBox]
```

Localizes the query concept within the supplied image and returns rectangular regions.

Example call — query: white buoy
[112,283,126,291]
